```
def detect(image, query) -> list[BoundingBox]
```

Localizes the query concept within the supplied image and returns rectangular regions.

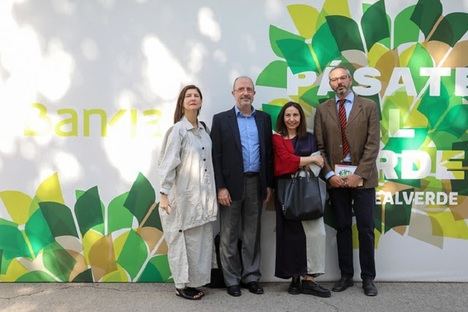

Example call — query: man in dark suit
[211,76,273,297]
[314,66,380,296]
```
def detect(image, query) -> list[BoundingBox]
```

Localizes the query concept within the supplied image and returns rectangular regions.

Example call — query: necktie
[338,99,350,157]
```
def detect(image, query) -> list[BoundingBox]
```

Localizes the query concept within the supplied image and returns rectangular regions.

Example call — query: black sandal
[175,287,204,300]
[187,287,205,298]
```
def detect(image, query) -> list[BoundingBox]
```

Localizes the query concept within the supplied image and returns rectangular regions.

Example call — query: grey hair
[232,76,255,91]
[328,66,352,79]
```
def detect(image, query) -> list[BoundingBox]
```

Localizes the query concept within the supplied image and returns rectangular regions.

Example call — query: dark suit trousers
[219,175,262,286]
[329,187,376,280]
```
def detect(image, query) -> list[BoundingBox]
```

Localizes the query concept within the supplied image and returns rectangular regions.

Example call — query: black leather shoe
[227,285,241,297]
[288,276,301,295]
[362,279,378,296]
[301,280,331,298]
[332,277,354,292]
[242,281,264,294]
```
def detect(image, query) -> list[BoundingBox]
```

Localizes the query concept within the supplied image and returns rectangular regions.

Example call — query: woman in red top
[273,101,331,297]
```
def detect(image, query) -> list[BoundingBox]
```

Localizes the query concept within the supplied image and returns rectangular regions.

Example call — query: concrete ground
[1,282,467,312]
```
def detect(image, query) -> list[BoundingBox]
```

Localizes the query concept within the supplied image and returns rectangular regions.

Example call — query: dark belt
[340,161,352,165]
[244,172,259,177]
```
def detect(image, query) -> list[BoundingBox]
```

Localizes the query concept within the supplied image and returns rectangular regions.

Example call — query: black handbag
[277,168,326,221]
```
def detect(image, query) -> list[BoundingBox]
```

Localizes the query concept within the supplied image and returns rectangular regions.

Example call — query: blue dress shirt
[235,106,260,173]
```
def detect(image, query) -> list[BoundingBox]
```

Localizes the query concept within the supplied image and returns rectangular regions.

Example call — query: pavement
[1,282,467,312]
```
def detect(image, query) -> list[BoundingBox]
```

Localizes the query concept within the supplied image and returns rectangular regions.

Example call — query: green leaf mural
[269,25,305,59]
[256,60,288,88]
[384,189,413,232]
[116,230,148,280]
[124,173,155,225]
[311,22,341,71]
[108,192,134,233]
[326,15,364,52]
[39,202,79,238]
[0,172,170,282]
[431,13,468,47]
[277,38,315,74]
[74,186,104,236]
[410,0,442,38]
[437,105,468,138]
[43,242,76,281]
[256,0,467,249]
[394,6,419,48]
[25,209,56,256]
[0,225,31,259]
[361,0,390,50]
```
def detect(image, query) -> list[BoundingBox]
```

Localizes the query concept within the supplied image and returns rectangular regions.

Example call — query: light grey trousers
[163,222,213,289]
[219,175,262,287]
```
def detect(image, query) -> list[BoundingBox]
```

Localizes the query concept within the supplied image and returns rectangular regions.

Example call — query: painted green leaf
[142,202,162,231]
[138,255,172,282]
[74,186,104,236]
[256,60,288,88]
[269,25,305,59]
[108,192,134,233]
[325,15,364,52]
[38,202,79,238]
[410,0,442,38]
[436,105,468,138]
[394,6,419,48]
[25,209,55,256]
[262,103,283,130]
[361,0,390,51]
[117,230,148,280]
[16,271,56,282]
[42,242,76,281]
[72,268,93,282]
[311,23,341,71]
[277,39,315,74]
[417,86,449,130]
[431,13,468,47]
[300,86,334,108]
[0,225,31,259]
[385,189,413,232]
[429,132,459,150]
[124,173,155,225]
[407,43,433,93]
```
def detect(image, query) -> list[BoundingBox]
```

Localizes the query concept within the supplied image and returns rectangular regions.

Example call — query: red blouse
[272,133,300,176]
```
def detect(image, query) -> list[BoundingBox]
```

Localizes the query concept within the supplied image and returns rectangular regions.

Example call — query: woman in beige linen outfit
[158,85,217,300]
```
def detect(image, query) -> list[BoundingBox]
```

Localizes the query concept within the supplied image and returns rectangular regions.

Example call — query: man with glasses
[314,66,380,296]
[211,76,273,297]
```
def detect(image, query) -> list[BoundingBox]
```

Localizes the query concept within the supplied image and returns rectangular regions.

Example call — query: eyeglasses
[329,75,349,82]
[234,87,254,93]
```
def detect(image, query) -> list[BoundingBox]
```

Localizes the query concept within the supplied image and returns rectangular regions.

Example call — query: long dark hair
[275,101,307,138]
[173,85,203,124]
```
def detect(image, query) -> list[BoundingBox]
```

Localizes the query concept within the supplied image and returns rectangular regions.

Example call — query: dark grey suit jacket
[211,107,273,201]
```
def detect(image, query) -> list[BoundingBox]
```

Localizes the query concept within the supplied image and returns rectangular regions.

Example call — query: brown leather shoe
[332,277,354,292]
